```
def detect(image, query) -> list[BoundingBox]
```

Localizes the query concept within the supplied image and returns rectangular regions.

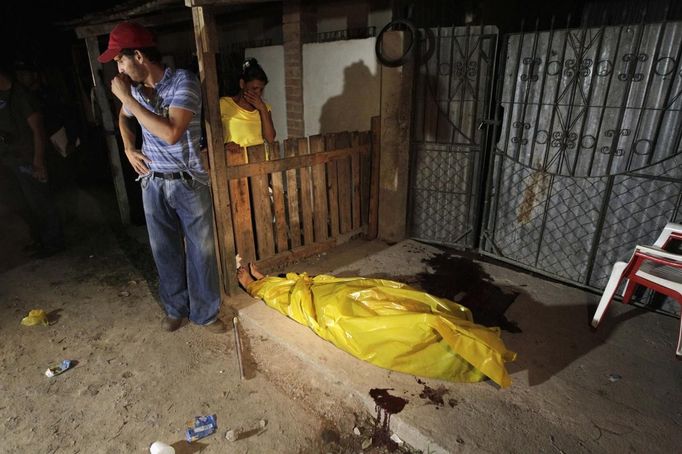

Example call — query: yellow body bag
[247,273,516,388]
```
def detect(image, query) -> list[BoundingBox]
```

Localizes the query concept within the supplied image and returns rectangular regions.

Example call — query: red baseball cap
[97,22,156,63]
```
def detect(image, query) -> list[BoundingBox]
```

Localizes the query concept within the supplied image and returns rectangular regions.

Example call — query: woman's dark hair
[121,47,163,64]
[240,58,268,84]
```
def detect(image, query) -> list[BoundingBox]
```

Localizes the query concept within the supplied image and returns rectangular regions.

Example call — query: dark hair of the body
[240,58,268,84]
[120,47,163,64]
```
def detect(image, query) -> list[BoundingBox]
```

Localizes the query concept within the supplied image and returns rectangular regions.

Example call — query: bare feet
[237,266,255,289]
[249,262,265,280]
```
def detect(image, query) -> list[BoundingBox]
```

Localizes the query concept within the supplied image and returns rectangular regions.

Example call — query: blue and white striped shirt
[124,68,208,184]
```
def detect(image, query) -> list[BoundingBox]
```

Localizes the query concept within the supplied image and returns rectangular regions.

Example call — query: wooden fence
[222,118,380,278]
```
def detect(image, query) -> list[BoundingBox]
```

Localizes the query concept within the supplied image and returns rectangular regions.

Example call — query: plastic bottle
[149,441,175,454]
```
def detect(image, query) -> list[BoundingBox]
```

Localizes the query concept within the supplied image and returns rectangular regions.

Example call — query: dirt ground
[3,180,681,454]
[0,189,429,454]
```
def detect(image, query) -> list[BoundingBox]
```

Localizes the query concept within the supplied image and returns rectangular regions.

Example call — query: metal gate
[407,16,682,313]
[479,19,682,305]
[408,26,498,247]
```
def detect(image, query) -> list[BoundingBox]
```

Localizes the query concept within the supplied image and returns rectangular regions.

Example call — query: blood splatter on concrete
[369,388,408,451]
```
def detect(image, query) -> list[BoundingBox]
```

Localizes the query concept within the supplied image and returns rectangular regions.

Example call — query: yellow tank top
[219,96,271,148]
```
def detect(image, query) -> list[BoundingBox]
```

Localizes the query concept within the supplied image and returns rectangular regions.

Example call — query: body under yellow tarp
[247,273,516,388]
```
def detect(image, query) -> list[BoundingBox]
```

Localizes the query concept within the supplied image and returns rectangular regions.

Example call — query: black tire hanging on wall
[375,19,417,67]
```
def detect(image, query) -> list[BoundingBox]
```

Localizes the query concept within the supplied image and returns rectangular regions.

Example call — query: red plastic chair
[591,223,682,356]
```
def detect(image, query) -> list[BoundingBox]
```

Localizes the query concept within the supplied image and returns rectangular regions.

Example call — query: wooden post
[378,31,413,242]
[84,36,131,225]
[368,116,381,239]
[191,6,239,296]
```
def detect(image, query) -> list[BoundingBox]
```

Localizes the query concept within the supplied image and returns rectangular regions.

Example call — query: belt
[150,171,192,180]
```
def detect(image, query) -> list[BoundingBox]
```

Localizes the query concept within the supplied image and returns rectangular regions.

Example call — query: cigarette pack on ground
[45,360,73,377]
[185,415,217,442]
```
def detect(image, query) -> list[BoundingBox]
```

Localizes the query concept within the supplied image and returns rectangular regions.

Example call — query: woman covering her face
[219,58,276,160]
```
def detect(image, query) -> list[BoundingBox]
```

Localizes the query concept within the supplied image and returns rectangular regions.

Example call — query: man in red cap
[99,22,226,333]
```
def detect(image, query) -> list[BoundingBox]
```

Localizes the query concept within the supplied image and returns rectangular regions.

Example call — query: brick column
[282,0,315,138]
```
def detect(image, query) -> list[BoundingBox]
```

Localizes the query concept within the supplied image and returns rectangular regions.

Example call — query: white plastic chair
[591,222,682,356]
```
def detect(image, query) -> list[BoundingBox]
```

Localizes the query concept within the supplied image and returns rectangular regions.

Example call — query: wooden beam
[255,226,366,272]
[84,36,131,225]
[226,144,370,180]
[191,6,239,296]
[75,10,192,38]
[185,0,273,7]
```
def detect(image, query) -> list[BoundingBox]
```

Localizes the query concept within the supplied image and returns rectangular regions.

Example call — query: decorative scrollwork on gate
[654,57,677,77]
[564,58,592,78]
[451,60,479,80]
[511,121,531,144]
[633,139,654,156]
[551,130,578,150]
[618,53,648,82]
[521,57,541,82]
[596,59,613,77]
[599,128,631,156]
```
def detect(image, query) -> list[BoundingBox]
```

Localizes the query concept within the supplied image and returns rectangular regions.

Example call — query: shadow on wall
[318,60,379,134]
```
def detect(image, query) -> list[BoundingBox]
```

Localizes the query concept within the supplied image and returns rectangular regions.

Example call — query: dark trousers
[5,162,64,249]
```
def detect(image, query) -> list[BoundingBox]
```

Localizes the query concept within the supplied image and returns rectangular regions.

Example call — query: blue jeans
[141,176,221,325]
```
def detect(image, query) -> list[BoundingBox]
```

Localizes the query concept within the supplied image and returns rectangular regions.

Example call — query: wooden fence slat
[284,139,302,248]
[368,116,381,239]
[359,131,372,226]
[309,135,329,242]
[270,142,289,253]
[324,134,340,239]
[351,132,362,230]
[226,145,257,263]
[335,132,352,234]
[248,144,275,259]
[297,138,315,245]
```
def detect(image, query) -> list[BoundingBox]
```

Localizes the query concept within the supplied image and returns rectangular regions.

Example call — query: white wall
[245,38,380,139]
[245,45,287,141]
[303,37,380,136]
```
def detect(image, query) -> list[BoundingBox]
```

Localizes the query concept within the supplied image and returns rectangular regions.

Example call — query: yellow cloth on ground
[219,96,271,160]
[247,273,516,388]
